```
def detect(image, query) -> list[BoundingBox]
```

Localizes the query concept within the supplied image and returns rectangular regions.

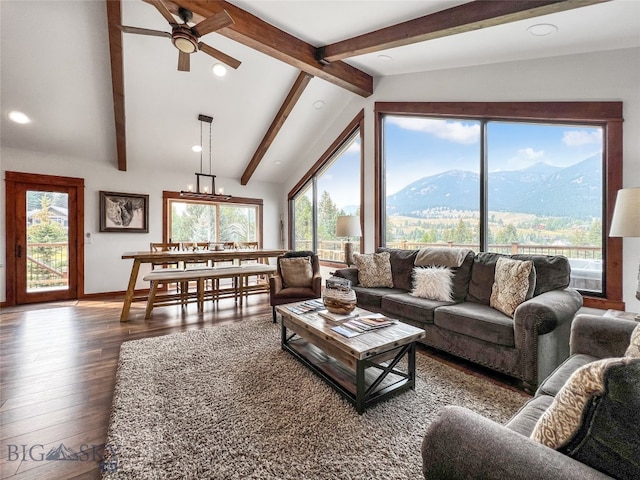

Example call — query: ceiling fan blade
[178,51,190,72]
[192,10,234,37]
[198,42,241,69]
[149,0,176,25]
[118,25,171,38]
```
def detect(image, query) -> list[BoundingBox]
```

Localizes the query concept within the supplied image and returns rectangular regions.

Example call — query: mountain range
[386,155,602,219]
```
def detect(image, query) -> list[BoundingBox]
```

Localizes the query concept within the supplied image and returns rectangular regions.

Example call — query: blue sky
[384,115,603,195]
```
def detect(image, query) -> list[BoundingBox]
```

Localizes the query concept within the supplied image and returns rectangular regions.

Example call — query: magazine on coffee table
[286,299,325,315]
[331,313,397,337]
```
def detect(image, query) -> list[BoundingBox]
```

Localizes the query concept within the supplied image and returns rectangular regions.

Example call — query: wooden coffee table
[277,303,425,414]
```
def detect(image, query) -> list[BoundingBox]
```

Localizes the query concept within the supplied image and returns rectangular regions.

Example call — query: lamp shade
[336,215,361,238]
[609,187,640,237]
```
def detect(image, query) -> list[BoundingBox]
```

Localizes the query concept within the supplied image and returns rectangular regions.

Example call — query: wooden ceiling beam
[241,72,313,186]
[163,0,373,97]
[105,0,127,171]
[318,0,609,62]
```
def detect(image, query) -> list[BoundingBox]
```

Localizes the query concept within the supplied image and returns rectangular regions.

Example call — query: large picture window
[376,102,623,307]
[163,192,262,245]
[289,111,364,263]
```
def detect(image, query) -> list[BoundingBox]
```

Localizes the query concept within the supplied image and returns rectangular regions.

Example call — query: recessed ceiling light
[212,63,227,76]
[313,100,325,110]
[8,110,30,124]
[527,23,558,36]
[192,145,202,152]
[274,160,282,166]
[377,54,393,62]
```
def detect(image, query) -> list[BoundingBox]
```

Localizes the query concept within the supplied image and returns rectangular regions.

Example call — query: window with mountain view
[290,112,363,263]
[381,113,605,294]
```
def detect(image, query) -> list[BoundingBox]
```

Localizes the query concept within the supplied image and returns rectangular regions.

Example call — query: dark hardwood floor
[0,294,527,479]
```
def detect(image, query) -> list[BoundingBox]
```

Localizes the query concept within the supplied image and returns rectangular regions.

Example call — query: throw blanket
[415,247,471,268]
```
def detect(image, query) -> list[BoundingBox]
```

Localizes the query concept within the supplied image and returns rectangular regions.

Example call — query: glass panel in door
[25,191,69,292]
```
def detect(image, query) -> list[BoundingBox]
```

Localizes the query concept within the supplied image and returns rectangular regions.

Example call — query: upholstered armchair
[269,251,322,323]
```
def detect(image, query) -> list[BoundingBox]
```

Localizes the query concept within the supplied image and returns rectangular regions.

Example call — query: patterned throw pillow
[531,358,640,480]
[411,266,454,302]
[354,252,393,288]
[490,257,534,317]
[626,323,640,358]
[531,357,619,449]
[279,256,313,288]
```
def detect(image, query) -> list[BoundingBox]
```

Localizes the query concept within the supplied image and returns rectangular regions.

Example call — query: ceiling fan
[119,0,241,72]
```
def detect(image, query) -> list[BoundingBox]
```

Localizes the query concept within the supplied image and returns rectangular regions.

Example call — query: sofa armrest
[570,313,637,358]
[514,288,583,337]
[422,406,611,480]
[332,267,359,286]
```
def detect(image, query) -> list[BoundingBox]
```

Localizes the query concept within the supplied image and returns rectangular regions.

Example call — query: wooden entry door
[5,172,84,305]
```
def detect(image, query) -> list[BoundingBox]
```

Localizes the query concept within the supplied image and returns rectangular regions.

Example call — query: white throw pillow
[411,266,454,302]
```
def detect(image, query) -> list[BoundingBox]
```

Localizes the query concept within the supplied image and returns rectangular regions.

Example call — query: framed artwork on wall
[99,191,149,233]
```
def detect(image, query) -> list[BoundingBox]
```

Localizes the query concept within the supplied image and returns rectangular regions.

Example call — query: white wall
[283,47,640,312]
[0,147,284,300]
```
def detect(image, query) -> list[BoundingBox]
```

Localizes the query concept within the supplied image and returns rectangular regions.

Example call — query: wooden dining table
[119,249,288,321]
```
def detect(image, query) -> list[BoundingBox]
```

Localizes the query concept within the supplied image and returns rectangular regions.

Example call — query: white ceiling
[2,0,639,184]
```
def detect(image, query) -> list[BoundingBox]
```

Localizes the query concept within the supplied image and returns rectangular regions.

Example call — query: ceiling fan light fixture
[173,36,197,53]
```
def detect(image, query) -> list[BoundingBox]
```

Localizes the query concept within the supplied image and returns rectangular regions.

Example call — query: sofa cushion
[505,395,554,437]
[490,257,535,317]
[626,323,640,358]
[381,292,448,325]
[352,286,405,311]
[466,252,503,305]
[354,252,393,288]
[511,254,571,296]
[376,247,417,291]
[279,256,313,288]
[536,353,598,398]
[434,302,515,347]
[411,266,454,302]
[531,358,640,480]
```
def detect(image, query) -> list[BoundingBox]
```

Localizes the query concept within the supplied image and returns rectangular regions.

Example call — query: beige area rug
[103,317,528,479]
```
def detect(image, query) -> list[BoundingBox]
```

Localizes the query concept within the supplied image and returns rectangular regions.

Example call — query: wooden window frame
[288,110,365,265]
[374,102,624,309]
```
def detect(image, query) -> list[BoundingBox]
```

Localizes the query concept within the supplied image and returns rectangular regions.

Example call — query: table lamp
[609,187,640,319]
[336,215,361,267]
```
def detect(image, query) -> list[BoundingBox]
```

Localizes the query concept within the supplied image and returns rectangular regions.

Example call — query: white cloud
[517,147,545,159]
[387,116,479,144]
[346,140,361,153]
[563,130,601,147]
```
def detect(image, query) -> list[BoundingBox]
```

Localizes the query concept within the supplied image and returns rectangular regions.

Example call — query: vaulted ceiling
[2,1,639,185]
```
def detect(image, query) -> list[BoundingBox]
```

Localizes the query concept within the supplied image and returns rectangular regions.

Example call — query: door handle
[16,245,22,258]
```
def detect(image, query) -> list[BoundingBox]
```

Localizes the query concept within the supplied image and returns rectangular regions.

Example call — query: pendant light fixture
[180,114,231,200]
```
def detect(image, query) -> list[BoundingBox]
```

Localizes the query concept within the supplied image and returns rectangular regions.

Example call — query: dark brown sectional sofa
[334,247,583,391]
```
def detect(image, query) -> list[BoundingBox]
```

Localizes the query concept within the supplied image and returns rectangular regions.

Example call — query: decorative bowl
[323,288,357,314]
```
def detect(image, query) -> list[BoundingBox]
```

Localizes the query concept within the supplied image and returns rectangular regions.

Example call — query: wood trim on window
[287,110,365,253]
[374,102,624,309]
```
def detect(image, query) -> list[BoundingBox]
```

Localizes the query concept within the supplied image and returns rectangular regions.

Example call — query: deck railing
[26,242,68,290]
[296,240,603,291]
